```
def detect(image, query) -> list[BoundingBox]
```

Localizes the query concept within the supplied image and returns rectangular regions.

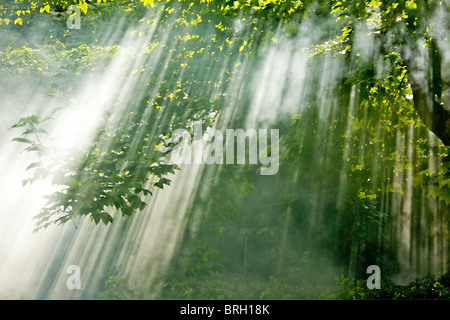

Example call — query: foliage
[98,268,136,299]
[338,271,450,299]
[3,0,450,299]
[160,274,340,300]
[99,267,450,299]
[7,1,240,230]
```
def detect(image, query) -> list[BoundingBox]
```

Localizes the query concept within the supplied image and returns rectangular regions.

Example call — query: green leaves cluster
[6,0,255,231]
[10,103,181,230]
[339,271,450,299]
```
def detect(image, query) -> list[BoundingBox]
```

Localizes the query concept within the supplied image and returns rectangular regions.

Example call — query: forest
[1,0,450,300]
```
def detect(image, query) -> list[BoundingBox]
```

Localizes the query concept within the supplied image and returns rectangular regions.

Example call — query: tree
[322,1,450,146]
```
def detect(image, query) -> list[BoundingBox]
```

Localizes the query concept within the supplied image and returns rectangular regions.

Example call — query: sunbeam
[1,0,450,301]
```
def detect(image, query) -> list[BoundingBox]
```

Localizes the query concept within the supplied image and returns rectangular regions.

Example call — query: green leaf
[40,5,50,13]
[24,145,42,152]
[142,0,155,7]
[142,189,152,196]
[93,214,101,225]
[406,0,417,10]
